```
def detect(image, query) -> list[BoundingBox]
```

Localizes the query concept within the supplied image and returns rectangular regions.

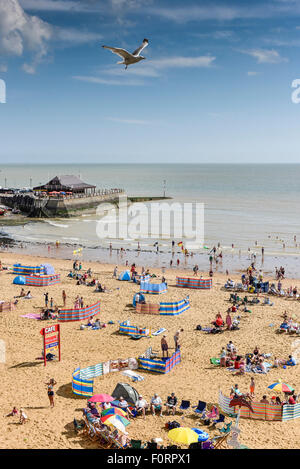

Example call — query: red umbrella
[88,394,114,403]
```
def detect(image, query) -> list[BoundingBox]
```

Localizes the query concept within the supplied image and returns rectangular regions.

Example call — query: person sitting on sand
[6,406,18,417]
[14,288,25,298]
[286,355,297,366]
[213,313,224,328]
[260,395,269,404]
[227,341,236,353]
[24,291,32,299]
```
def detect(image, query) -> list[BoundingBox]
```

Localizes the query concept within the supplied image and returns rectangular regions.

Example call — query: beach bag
[167,421,180,430]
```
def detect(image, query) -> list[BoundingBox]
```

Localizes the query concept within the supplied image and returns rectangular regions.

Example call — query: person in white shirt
[150,393,162,416]
[119,396,133,417]
[135,395,148,419]
[19,408,28,424]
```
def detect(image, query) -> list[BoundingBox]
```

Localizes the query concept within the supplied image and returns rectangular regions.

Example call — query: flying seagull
[102,38,149,69]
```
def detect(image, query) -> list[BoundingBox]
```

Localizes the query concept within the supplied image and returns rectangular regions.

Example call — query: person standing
[174,329,183,351]
[44,292,49,308]
[46,378,57,408]
[62,290,66,307]
[250,377,255,398]
[161,336,169,358]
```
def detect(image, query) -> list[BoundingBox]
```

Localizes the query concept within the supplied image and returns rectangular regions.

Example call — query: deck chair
[205,406,219,420]
[211,414,225,427]
[179,400,190,419]
[212,433,230,449]
[147,442,158,449]
[130,439,144,449]
[219,421,232,434]
[193,400,206,417]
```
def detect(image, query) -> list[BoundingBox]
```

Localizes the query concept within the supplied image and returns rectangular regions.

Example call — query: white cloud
[240,48,288,64]
[150,56,216,69]
[0,0,52,72]
[247,71,260,76]
[20,0,94,12]
[55,28,102,44]
[73,75,144,86]
[0,64,8,72]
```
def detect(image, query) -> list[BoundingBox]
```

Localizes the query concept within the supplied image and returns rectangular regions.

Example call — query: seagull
[102,38,149,69]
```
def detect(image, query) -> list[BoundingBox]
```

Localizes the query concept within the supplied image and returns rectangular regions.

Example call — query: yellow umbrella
[168,427,199,446]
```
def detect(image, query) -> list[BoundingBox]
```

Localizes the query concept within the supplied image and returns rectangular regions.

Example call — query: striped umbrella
[102,415,129,434]
[268,381,294,393]
[101,413,130,429]
[101,407,127,418]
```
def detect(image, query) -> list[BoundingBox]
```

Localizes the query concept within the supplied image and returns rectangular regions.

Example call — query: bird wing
[102,46,132,60]
[132,38,149,56]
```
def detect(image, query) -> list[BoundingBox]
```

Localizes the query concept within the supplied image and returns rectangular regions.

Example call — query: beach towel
[21,313,41,320]
[152,328,166,336]
[122,370,144,382]
[210,358,220,366]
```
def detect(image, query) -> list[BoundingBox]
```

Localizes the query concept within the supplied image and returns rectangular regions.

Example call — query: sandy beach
[0,251,300,449]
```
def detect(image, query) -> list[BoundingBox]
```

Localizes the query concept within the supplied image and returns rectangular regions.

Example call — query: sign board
[40,324,61,366]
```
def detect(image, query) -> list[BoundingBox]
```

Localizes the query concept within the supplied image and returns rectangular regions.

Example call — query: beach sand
[0,251,299,449]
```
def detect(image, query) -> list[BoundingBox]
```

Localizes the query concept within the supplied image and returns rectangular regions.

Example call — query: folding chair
[192,400,206,417]
[179,400,190,419]
[130,439,145,449]
[211,413,225,428]
[219,421,232,434]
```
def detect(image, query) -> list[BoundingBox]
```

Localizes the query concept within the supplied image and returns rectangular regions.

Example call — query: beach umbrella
[101,413,130,426]
[102,415,128,434]
[168,428,199,446]
[268,381,294,393]
[88,394,114,403]
[101,407,127,418]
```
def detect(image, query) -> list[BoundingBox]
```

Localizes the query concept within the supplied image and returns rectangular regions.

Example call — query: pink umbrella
[88,394,114,403]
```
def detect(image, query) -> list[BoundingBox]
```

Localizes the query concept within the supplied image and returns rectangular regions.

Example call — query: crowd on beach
[218,341,297,376]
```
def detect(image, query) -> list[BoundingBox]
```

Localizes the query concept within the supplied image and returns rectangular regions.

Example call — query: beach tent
[132,293,145,307]
[118,270,131,281]
[41,263,55,275]
[111,382,139,406]
[13,275,26,285]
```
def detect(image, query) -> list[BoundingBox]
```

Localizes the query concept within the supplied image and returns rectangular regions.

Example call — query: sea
[1,163,300,277]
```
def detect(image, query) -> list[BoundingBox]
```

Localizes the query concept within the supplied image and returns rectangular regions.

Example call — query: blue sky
[0,0,300,163]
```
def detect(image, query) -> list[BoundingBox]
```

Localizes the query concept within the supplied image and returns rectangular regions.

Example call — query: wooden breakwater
[0,190,124,218]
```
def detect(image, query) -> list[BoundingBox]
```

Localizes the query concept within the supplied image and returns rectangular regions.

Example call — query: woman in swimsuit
[46,378,57,408]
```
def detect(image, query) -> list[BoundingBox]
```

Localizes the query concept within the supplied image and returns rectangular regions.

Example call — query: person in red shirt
[288,395,296,405]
